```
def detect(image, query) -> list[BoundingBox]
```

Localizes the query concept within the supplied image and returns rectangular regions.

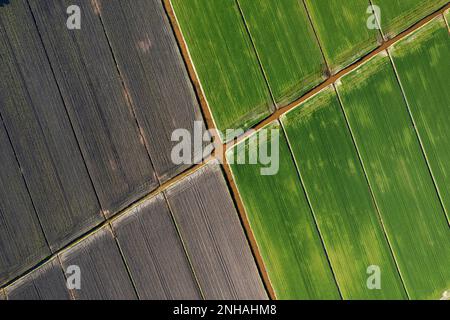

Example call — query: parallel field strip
[280,87,408,299]
[388,16,450,223]
[226,122,341,300]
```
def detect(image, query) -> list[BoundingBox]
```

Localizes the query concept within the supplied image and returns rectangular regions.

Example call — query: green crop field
[304,0,380,74]
[281,86,407,299]
[336,53,450,299]
[390,18,450,222]
[372,0,448,39]
[226,122,340,299]
[170,0,273,141]
[238,0,326,106]
[174,0,449,300]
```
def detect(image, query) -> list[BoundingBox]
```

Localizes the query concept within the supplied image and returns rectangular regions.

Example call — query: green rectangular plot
[390,18,450,222]
[336,53,450,300]
[171,0,273,141]
[304,0,380,74]
[281,86,407,299]
[238,0,327,106]
[372,0,448,39]
[226,122,340,300]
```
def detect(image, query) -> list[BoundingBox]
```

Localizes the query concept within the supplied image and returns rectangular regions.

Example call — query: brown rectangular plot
[28,0,158,216]
[165,163,267,300]
[0,0,103,251]
[6,258,71,300]
[0,289,5,300]
[111,194,201,300]
[97,0,207,182]
[0,118,50,286]
[59,227,137,300]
